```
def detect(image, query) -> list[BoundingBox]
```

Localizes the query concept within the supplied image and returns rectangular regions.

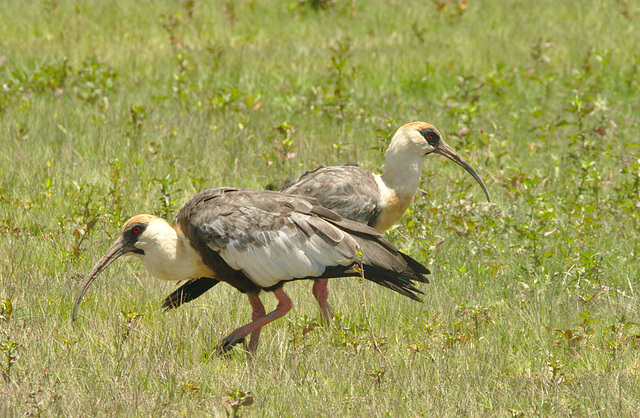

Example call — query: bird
[72,187,430,354]
[162,122,490,323]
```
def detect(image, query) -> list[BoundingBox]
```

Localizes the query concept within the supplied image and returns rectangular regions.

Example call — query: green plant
[456,302,493,344]
[74,57,118,105]
[322,37,357,121]
[368,366,386,387]
[223,389,254,418]
[552,311,595,353]
[152,175,182,219]
[370,118,397,155]
[509,175,556,269]
[0,299,12,322]
[296,0,337,11]
[181,379,201,395]
[126,105,147,140]
[0,339,19,383]
[56,182,101,260]
[258,122,297,168]
[289,315,320,349]
[602,316,640,370]
[119,310,142,344]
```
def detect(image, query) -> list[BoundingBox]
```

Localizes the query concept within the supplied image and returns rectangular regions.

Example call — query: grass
[1,0,640,415]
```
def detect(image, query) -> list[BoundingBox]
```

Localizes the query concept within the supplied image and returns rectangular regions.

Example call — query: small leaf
[444,226,462,234]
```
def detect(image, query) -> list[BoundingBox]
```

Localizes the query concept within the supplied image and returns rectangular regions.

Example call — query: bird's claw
[218,335,245,354]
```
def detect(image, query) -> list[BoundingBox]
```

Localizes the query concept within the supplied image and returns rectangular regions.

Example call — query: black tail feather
[399,253,430,283]
[313,262,427,302]
[323,215,431,285]
[359,264,426,302]
[162,278,220,311]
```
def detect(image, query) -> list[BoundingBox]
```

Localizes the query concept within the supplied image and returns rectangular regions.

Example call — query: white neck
[369,131,427,231]
[380,135,424,198]
[133,219,212,281]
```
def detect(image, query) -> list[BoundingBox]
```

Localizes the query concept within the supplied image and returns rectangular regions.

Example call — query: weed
[180,379,201,395]
[24,381,63,418]
[223,1,237,24]
[545,354,566,384]
[46,58,115,101]
[258,122,297,168]
[614,156,640,241]
[456,302,493,344]
[161,11,199,105]
[103,160,127,225]
[411,22,426,43]
[152,175,182,219]
[55,159,127,260]
[508,175,556,269]
[0,299,12,322]
[296,0,337,11]
[223,389,254,418]
[208,87,262,116]
[0,339,19,383]
[57,182,101,260]
[370,117,397,155]
[29,58,71,94]
[289,315,320,349]
[432,0,468,16]
[183,0,196,19]
[367,367,386,388]
[551,311,595,353]
[74,57,118,106]
[320,37,358,121]
[119,310,142,344]
[602,316,640,372]
[126,105,147,140]
[530,38,552,66]
[171,51,198,101]
[331,312,383,355]
[623,54,640,90]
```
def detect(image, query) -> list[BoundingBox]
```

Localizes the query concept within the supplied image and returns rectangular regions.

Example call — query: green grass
[2,0,640,415]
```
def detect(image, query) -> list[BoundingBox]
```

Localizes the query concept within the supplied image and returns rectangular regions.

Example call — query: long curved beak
[433,141,491,202]
[72,236,129,321]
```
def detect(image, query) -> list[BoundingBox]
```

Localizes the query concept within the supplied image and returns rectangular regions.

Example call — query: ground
[1,0,640,415]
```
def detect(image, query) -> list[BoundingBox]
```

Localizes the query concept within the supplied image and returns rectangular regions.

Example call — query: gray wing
[175,188,428,292]
[176,188,364,288]
[281,165,382,227]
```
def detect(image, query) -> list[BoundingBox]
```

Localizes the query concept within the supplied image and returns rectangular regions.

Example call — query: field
[2,0,640,415]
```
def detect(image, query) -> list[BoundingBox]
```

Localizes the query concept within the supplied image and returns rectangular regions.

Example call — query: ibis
[73,187,430,354]
[163,122,489,323]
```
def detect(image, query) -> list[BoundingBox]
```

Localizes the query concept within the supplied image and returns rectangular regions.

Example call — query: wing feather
[174,188,428,296]
[179,189,362,288]
[282,165,382,227]
[304,215,345,244]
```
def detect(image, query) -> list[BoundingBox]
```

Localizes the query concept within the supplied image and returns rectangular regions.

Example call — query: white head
[386,122,443,160]
[72,214,210,320]
[382,122,491,201]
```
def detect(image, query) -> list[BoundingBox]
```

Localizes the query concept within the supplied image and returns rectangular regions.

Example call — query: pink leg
[219,288,293,354]
[312,279,332,325]
[246,293,266,353]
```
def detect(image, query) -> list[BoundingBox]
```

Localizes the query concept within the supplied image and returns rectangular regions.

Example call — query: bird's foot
[218,334,246,354]
[320,310,334,327]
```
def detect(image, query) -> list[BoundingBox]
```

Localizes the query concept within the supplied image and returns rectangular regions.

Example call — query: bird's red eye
[132,226,141,234]
[428,133,435,139]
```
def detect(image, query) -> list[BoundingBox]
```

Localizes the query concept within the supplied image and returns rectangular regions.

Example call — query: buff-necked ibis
[73,188,430,354]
